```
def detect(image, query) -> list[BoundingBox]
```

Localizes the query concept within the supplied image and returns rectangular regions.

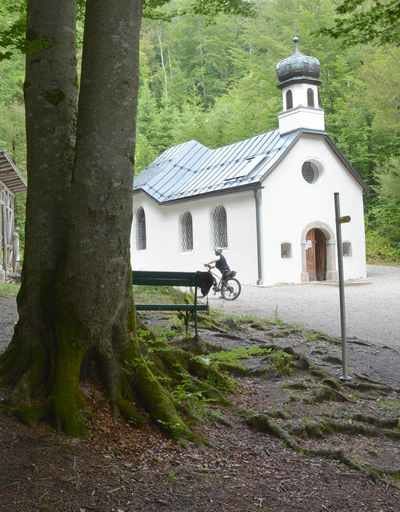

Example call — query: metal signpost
[334,192,352,381]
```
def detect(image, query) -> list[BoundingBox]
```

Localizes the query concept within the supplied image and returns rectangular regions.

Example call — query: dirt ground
[1,299,400,512]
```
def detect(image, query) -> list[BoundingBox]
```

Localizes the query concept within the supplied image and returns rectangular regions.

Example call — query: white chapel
[131,38,367,286]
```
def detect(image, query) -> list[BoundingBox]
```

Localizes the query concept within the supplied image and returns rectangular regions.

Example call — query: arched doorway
[305,228,327,281]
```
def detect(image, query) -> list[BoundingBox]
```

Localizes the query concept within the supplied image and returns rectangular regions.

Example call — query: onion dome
[276,36,321,88]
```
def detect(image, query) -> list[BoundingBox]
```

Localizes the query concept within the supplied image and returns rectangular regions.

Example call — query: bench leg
[194,286,198,339]
[185,311,189,338]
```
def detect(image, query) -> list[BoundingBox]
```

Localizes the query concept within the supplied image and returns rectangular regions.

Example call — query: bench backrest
[132,270,200,287]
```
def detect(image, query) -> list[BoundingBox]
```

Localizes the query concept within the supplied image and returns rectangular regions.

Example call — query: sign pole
[334,192,351,381]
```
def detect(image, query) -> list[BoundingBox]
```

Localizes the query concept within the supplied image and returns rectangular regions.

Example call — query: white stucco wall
[281,83,320,110]
[279,84,325,134]
[278,106,325,134]
[131,190,259,284]
[260,133,367,285]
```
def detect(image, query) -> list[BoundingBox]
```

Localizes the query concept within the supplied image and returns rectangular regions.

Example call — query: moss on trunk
[51,335,87,436]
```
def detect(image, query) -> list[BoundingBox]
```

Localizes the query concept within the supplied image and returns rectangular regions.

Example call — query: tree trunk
[0,0,77,402]
[1,0,212,439]
[54,0,145,433]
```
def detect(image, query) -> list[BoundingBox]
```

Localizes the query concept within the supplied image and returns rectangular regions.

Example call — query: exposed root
[14,403,49,426]
[351,413,399,430]
[308,385,352,404]
[345,381,393,394]
[246,413,299,450]
[305,447,367,474]
[289,418,396,439]
[246,411,400,485]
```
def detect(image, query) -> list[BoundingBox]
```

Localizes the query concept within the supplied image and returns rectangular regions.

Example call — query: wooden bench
[132,271,209,337]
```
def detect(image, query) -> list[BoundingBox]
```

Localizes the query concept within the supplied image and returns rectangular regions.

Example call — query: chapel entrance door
[306,228,327,281]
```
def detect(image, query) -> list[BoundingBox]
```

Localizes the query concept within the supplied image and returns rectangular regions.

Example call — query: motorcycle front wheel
[221,278,241,301]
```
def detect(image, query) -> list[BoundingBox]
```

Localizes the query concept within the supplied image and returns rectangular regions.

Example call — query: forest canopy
[0,0,399,262]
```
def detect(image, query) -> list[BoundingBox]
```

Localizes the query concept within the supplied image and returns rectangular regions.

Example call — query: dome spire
[293,35,300,53]
[276,40,321,88]
[276,40,325,134]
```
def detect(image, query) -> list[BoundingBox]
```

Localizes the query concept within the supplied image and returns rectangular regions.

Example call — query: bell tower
[276,37,325,135]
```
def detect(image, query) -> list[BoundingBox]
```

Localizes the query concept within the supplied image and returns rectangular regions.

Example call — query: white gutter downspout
[254,187,264,285]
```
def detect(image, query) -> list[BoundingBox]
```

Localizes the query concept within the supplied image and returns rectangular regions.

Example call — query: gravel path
[0,297,17,353]
[211,265,400,349]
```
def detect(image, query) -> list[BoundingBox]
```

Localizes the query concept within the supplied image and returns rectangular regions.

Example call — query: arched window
[307,88,315,107]
[135,207,146,250]
[281,243,292,259]
[212,206,228,248]
[286,90,293,110]
[343,241,352,257]
[180,212,193,252]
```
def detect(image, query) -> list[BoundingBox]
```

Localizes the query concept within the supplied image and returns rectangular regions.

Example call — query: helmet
[214,248,223,256]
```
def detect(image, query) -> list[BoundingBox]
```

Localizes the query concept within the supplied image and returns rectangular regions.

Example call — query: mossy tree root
[246,412,398,484]
[1,315,234,439]
[289,418,400,440]
[127,341,192,440]
[0,329,50,426]
[246,413,299,450]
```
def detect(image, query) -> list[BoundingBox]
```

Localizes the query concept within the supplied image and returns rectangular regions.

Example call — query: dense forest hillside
[1,0,399,261]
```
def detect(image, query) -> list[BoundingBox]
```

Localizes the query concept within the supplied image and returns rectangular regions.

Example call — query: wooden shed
[0,150,26,281]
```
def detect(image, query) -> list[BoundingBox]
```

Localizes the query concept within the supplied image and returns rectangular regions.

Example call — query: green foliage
[321,0,400,46]
[270,350,294,376]
[365,230,400,265]
[366,157,400,262]
[0,0,25,60]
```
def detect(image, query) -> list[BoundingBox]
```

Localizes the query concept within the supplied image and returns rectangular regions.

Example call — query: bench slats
[132,270,200,287]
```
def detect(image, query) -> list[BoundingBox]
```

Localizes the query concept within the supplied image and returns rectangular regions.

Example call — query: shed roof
[133,128,364,203]
[0,151,26,193]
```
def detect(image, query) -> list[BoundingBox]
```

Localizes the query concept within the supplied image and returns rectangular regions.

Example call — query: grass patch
[133,285,189,305]
[0,282,19,297]
[218,312,293,331]
[203,346,295,377]
[376,398,400,412]
[198,346,274,376]
[207,345,273,363]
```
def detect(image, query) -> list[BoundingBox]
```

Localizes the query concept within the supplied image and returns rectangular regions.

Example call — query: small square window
[281,242,292,258]
[343,241,352,257]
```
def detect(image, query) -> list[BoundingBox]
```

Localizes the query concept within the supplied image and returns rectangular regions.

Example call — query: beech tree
[0,0,246,437]
[322,0,400,46]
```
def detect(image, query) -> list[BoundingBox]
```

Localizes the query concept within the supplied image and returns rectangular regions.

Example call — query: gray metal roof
[133,128,365,203]
[133,129,298,203]
[0,151,26,193]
